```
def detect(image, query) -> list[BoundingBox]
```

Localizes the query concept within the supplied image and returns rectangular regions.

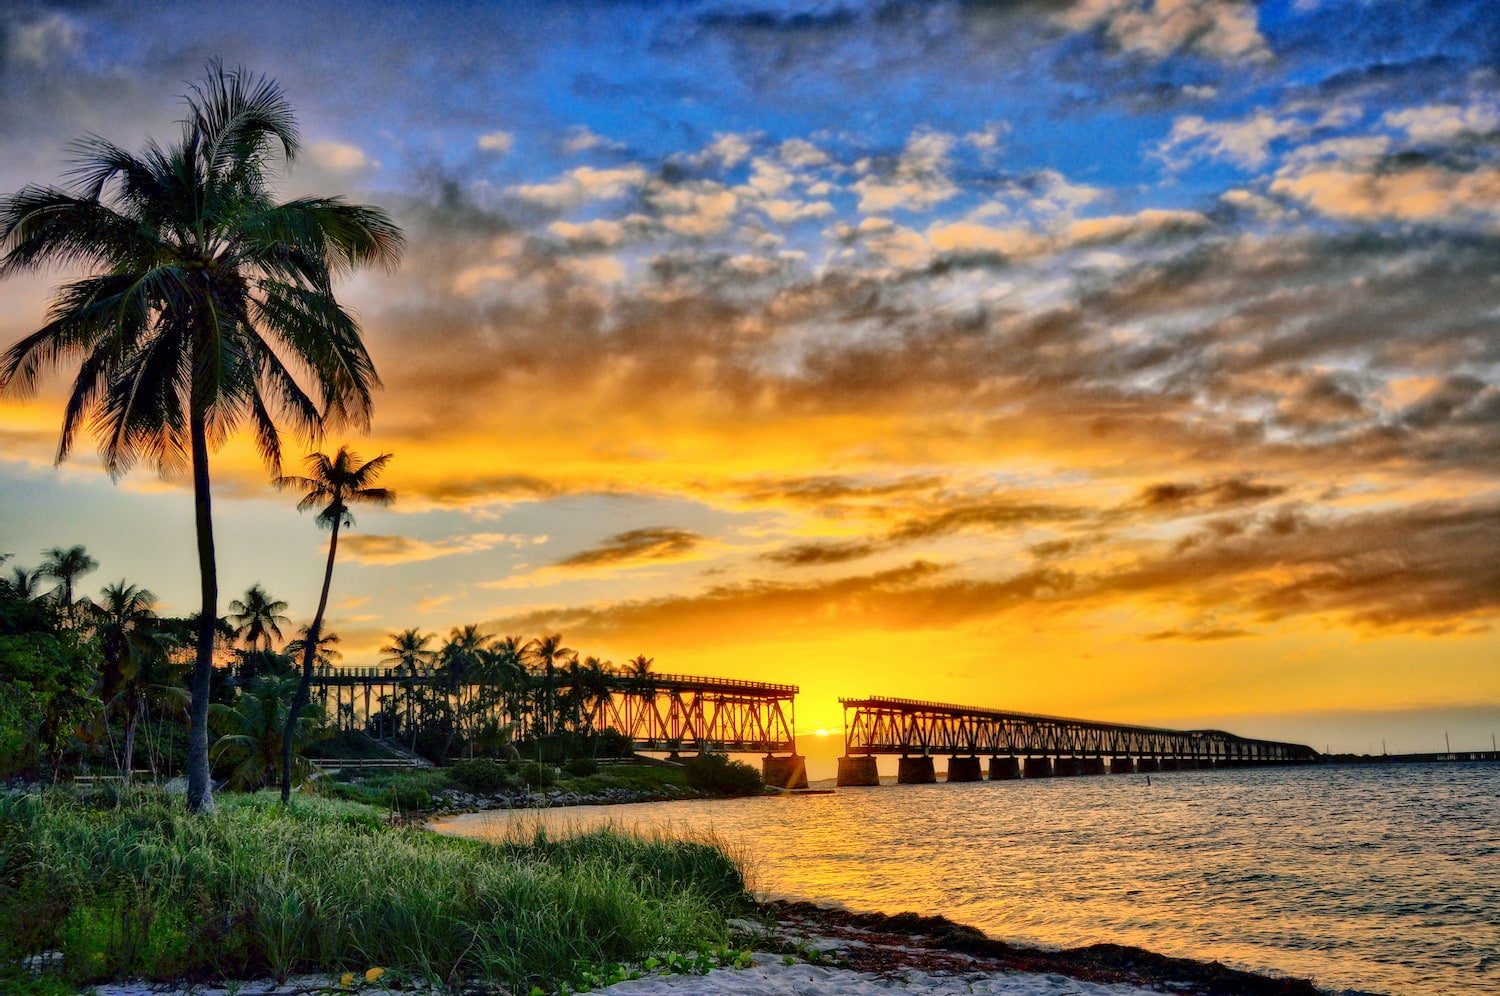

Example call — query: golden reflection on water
[432,764,1500,996]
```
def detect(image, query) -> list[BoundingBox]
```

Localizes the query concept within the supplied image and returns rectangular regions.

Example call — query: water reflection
[433,763,1500,996]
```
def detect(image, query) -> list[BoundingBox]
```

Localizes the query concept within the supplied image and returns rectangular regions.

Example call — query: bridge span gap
[836,696,1319,786]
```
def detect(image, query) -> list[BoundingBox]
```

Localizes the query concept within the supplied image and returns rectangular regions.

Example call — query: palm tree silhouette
[227,582,290,653]
[39,545,97,620]
[88,580,171,780]
[275,447,393,800]
[526,634,573,739]
[0,64,403,811]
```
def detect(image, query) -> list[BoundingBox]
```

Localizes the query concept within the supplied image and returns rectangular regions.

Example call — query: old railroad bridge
[310,667,1318,790]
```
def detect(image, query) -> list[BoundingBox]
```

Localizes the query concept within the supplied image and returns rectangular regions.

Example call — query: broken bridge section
[836,695,1319,785]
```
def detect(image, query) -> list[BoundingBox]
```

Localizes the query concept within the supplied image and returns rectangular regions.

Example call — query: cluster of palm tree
[0,62,403,811]
[375,628,651,762]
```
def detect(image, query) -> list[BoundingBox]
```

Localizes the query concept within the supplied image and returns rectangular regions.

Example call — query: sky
[1,0,1498,754]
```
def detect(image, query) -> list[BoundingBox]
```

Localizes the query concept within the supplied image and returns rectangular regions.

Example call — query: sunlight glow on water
[434,763,1500,996]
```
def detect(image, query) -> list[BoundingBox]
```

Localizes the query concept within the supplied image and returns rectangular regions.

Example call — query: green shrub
[562,757,599,778]
[682,754,763,796]
[449,757,511,793]
[518,761,556,788]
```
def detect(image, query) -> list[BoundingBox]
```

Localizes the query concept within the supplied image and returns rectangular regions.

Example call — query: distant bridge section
[837,695,1319,785]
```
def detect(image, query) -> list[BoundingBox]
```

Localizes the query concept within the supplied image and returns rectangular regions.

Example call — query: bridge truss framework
[840,696,1318,764]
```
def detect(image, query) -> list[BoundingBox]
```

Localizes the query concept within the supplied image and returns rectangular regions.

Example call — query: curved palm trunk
[188,415,217,813]
[283,518,340,803]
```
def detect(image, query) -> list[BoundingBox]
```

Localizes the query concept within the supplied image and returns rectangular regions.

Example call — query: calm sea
[434,763,1500,996]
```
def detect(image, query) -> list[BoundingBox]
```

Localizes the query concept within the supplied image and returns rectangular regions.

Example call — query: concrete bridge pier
[946,755,982,782]
[1110,756,1135,774]
[1137,757,1160,772]
[1079,756,1107,776]
[1054,756,1079,777]
[1023,756,1054,778]
[897,755,937,784]
[836,755,880,786]
[762,754,809,789]
[989,756,1020,780]
[1160,758,1181,771]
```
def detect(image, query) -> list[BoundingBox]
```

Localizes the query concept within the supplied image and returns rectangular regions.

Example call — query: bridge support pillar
[1160,758,1181,771]
[1137,757,1160,772]
[1023,756,1054,778]
[1054,756,1079,777]
[897,755,936,784]
[762,755,809,790]
[988,756,1020,780]
[1079,757,1106,776]
[1110,756,1135,774]
[946,756,982,782]
[836,755,880,786]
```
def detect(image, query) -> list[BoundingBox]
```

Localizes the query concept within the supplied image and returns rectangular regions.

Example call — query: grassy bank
[0,787,750,993]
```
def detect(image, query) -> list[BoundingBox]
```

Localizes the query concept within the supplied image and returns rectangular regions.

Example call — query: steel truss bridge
[309,666,798,755]
[839,696,1317,783]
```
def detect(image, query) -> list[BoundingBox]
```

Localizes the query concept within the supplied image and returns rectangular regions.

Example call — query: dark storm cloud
[761,539,881,567]
[553,528,702,569]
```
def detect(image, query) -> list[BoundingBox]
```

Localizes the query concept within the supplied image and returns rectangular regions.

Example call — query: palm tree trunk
[187,414,217,813]
[283,518,340,803]
[122,692,141,784]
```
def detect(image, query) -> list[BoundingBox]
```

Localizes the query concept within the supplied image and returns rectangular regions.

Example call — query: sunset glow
[2,1,1498,752]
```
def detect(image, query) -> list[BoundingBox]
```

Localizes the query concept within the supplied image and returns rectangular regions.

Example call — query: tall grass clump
[0,787,748,991]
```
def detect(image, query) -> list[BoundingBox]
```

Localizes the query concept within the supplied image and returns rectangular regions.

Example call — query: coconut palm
[211,675,325,792]
[0,64,402,811]
[227,582,290,653]
[381,627,436,676]
[276,446,393,801]
[526,634,573,738]
[88,580,175,779]
[7,565,45,601]
[39,544,97,619]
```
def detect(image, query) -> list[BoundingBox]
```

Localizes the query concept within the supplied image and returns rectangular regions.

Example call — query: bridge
[307,666,808,787]
[837,696,1319,785]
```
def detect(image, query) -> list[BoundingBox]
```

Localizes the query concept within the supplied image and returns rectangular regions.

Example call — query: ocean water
[435,763,1500,996]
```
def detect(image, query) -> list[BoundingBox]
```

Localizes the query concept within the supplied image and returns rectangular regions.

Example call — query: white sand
[86,954,1161,996]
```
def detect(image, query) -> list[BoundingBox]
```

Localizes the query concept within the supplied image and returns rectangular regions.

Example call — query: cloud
[553,527,703,569]
[1132,478,1287,512]
[1270,162,1500,224]
[761,539,881,567]
[341,532,536,565]
[1382,101,1500,144]
[6,13,82,68]
[510,165,649,211]
[478,130,514,154]
[1060,0,1269,63]
[308,141,376,173]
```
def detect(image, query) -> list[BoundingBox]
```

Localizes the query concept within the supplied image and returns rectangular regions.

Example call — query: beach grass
[0,785,749,992]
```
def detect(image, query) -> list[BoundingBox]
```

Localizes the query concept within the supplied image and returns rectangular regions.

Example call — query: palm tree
[7,565,45,601]
[276,447,393,802]
[0,64,403,811]
[381,627,436,676]
[227,582,290,653]
[88,580,173,780]
[526,634,573,739]
[39,544,97,620]
[211,675,325,792]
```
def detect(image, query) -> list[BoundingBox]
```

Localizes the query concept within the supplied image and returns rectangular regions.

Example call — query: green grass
[0,786,749,992]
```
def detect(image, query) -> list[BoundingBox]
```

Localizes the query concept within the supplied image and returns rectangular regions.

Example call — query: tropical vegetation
[0,61,404,811]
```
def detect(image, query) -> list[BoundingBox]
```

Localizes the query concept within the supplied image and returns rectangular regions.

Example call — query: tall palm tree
[275,446,393,801]
[526,634,573,739]
[39,544,98,620]
[211,675,325,792]
[227,582,290,652]
[0,64,402,811]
